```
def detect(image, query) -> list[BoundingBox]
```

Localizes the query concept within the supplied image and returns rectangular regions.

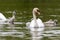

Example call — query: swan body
[44,19,57,26]
[0,11,16,24]
[29,18,44,31]
[0,13,7,21]
[7,11,16,24]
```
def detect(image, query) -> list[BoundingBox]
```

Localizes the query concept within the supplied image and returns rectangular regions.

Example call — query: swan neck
[33,12,38,27]
[12,13,15,18]
[33,12,36,20]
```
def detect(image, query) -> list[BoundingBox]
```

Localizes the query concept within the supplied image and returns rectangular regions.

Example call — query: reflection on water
[0,24,25,40]
[0,22,60,40]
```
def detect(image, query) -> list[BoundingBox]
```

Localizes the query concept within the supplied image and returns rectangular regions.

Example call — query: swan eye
[37,10,40,12]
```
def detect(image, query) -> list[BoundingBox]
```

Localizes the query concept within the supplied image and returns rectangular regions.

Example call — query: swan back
[44,19,57,26]
[0,13,7,21]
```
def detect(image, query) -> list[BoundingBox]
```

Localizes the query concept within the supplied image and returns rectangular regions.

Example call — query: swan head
[33,8,40,15]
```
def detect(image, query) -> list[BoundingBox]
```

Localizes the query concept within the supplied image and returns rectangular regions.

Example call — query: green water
[0,0,60,40]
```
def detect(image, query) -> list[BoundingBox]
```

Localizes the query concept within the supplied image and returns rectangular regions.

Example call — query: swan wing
[37,18,44,27]
[29,19,36,31]
[29,20,35,28]
[0,13,7,21]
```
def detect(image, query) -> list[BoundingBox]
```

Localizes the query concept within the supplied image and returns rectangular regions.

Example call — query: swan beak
[38,12,40,15]
[37,10,40,15]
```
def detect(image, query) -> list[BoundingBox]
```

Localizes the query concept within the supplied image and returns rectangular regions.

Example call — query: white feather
[0,13,7,21]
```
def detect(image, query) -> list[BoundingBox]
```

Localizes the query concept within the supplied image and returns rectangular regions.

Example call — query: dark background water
[0,0,59,22]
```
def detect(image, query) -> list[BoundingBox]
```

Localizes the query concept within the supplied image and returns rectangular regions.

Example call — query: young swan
[8,11,16,24]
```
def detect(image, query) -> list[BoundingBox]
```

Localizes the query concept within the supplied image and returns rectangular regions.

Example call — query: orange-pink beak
[37,10,40,15]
